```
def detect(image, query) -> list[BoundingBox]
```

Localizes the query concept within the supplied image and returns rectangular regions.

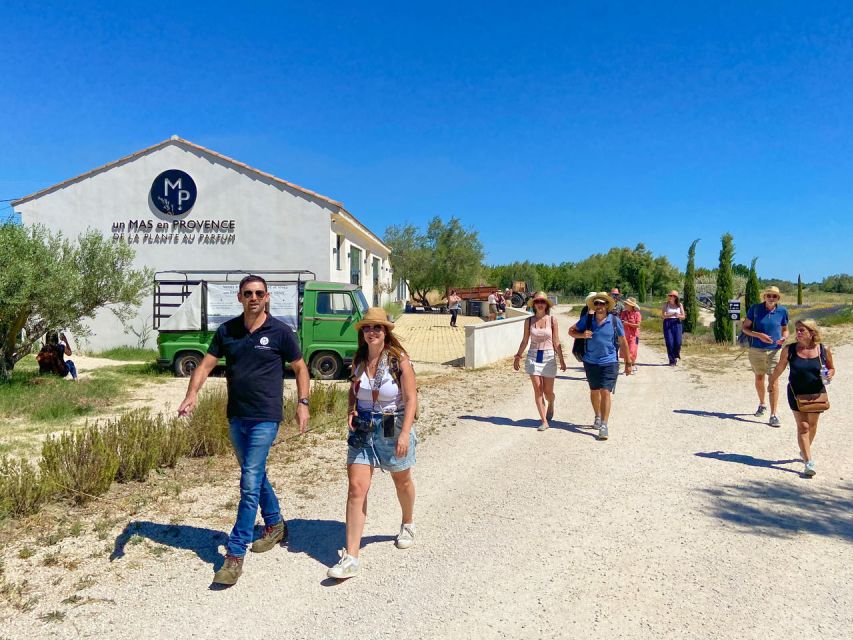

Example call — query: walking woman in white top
[661,290,686,365]
[327,307,418,580]
[513,292,567,431]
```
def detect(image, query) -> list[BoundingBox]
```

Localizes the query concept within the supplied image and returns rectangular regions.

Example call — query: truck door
[311,291,357,349]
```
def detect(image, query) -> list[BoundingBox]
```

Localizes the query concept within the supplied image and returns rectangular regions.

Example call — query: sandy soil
[2,313,851,639]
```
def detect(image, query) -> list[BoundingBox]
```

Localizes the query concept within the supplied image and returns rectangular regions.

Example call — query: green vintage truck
[154,270,367,379]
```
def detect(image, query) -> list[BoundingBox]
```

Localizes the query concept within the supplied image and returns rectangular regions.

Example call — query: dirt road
[4,323,852,639]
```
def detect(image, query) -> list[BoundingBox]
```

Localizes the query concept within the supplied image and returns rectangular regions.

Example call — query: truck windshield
[355,290,369,313]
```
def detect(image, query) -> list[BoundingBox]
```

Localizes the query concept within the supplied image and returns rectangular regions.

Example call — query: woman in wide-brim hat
[569,292,632,441]
[513,291,566,431]
[620,297,642,364]
[328,307,418,580]
[661,290,686,366]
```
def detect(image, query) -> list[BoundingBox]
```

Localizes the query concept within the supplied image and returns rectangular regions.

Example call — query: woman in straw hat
[661,290,686,366]
[769,319,835,477]
[568,292,632,441]
[742,285,789,427]
[327,308,418,580]
[513,292,567,431]
[620,297,642,365]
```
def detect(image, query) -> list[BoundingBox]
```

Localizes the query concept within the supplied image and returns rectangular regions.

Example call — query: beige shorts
[748,347,780,376]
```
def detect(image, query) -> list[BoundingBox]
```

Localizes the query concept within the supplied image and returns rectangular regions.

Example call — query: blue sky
[2,1,852,281]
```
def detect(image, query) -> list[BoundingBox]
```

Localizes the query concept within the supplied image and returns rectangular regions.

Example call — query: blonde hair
[795,319,822,346]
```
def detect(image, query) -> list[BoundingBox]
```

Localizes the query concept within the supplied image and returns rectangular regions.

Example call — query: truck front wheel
[174,352,202,377]
[511,293,526,308]
[310,352,343,380]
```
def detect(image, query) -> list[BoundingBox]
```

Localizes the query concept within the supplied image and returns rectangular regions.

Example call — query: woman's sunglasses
[362,325,386,333]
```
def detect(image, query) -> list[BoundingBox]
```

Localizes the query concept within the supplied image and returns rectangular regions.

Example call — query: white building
[12,136,399,350]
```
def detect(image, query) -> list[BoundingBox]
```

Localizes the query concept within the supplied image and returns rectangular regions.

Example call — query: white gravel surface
[3,323,852,639]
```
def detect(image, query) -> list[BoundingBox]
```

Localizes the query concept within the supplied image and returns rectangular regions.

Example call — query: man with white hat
[742,286,789,427]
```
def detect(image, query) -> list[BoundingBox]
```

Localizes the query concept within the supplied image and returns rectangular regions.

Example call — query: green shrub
[0,456,48,518]
[158,417,189,468]
[183,389,230,457]
[103,411,162,483]
[40,425,120,504]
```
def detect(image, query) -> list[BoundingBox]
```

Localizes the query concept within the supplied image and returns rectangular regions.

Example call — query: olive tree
[0,223,150,380]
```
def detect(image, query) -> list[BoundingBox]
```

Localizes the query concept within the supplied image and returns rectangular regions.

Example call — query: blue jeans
[227,419,282,557]
[65,360,77,380]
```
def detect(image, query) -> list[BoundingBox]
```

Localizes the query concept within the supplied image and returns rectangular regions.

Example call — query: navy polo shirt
[207,314,303,422]
[746,303,789,350]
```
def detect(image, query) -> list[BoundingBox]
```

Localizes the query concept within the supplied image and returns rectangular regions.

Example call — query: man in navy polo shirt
[742,286,789,427]
[178,275,310,586]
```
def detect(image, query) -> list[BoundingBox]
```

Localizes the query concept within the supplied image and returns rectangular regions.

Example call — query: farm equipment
[508,281,533,308]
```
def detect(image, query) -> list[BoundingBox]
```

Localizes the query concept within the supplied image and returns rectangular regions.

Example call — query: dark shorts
[583,361,620,391]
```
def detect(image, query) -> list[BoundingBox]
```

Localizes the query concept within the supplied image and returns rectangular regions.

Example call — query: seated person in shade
[37,331,78,381]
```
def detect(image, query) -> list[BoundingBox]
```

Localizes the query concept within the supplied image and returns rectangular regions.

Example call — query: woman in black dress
[769,320,835,477]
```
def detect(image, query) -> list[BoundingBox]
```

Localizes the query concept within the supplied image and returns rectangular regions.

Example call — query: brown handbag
[791,386,830,413]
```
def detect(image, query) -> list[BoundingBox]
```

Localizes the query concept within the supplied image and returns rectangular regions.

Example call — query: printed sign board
[206,283,299,331]
[728,299,741,321]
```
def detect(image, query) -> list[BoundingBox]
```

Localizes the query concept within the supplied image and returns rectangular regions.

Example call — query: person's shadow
[458,415,596,438]
[674,409,767,425]
[695,451,802,475]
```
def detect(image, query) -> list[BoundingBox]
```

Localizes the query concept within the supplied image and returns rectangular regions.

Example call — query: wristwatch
[298,398,309,406]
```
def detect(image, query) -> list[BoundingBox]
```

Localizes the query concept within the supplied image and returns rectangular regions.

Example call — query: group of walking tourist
[172,275,836,587]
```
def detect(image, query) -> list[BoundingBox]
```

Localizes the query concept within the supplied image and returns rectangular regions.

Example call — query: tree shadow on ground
[695,451,802,475]
[286,518,395,567]
[457,415,596,438]
[111,521,228,569]
[674,409,767,425]
[700,478,853,541]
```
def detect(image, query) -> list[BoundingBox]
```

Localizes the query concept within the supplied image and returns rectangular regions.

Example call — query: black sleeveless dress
[786,344,826,412]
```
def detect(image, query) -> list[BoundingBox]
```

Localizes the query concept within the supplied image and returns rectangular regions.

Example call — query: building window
[350,246,362,286]
[335,235,343,271]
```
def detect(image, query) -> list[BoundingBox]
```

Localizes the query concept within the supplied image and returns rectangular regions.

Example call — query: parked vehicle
[509,281,533,308]
[697,293,714,309]
[154,270,367,379]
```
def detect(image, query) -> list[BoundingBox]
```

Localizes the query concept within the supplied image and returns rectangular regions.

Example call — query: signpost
[729,299,741,345]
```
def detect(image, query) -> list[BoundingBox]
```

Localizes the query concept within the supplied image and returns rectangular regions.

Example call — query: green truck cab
[154,270,367,379]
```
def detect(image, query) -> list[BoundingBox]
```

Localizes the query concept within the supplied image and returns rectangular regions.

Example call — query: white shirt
[355,366,402,412]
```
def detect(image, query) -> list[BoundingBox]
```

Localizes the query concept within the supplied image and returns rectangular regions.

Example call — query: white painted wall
[464,312,531,369]
[15,141,389,350]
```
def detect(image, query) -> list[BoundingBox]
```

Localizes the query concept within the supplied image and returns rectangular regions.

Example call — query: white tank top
[355,366,403,412]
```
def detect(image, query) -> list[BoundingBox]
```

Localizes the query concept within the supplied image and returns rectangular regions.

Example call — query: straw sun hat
[624,297,640,310]
[354,307,395,331]
[762,286,783,300]
[531,291,552,309]
[586,292,615,312]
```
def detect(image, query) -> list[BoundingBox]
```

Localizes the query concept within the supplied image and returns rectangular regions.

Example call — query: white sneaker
[395,523,415,549]
[597,422,609,441]
[537,422,549,432]
[589,415,602,430]
[327,548,359,579]
[804,460,816,477]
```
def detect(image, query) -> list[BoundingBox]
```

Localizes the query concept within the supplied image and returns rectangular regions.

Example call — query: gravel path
[4,329,852,639]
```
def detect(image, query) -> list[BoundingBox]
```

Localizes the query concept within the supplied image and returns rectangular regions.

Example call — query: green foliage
[745,258,761,308]
[683,239,700,334]
[40,425,120,504]
[384,217,484,304]
[92,347,159,361]
[797,274,803,305]
[819,273,853,294]
[183,388,231,457]
[713,233,735,343]
[0,457,48,518]
[0,223,151,380]
[0,369,124,423]
[103,411,164,483]
[820,305,853,326]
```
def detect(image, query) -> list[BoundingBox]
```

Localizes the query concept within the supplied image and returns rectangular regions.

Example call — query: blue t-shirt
[576,314,625,365]
[746,303,788,350]
[208,314,303,421]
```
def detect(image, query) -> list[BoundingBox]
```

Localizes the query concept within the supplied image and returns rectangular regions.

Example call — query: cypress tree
[713,233,735,343]
[683,239,700,333]
[798,274,803,305]
[637,270,648,303]
[745,257,760,308]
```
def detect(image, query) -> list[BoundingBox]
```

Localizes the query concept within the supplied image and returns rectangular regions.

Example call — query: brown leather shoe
[212,555,244,585]
[250,520,287,553]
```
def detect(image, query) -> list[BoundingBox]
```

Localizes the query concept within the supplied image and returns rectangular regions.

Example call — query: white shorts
[525,349,557,378]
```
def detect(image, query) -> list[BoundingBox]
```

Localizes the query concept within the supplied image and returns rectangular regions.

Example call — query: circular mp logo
[259,337,270,346]
[150,169,197,216]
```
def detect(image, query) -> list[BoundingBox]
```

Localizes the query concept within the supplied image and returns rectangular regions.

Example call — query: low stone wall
[464,310,530,368]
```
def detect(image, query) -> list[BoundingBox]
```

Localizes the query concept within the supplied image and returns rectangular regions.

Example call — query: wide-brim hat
[762,286,783,300]
[667,290,680,298]
[624,297,640,310]
[587,292,615,312]
[531,291,552,308]
[354,307,395,331]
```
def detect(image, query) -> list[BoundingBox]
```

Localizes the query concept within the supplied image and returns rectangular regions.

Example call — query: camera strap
[370,351,389,413]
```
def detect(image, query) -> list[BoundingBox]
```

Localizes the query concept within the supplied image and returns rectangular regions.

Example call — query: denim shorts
[347,411,417,472]
[583,361,620,391]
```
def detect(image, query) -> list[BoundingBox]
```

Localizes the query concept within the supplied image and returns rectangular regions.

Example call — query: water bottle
[821,365,831,386]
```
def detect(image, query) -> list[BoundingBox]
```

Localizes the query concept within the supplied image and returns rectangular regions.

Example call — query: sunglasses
[362,325,386,333]
[765,295,779,299]
[534,300,548,305]
[593,300,607,306]
[242,290,267,299]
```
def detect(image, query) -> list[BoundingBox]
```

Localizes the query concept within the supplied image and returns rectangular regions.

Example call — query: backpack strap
[611,314,619,349]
